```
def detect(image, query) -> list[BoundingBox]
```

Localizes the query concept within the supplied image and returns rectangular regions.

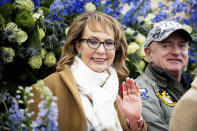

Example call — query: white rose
[125,28,135,36]
[85,2,96,12]
[15,0,34,12]
[15,29,28,45]
[127,42,140,55]
[135,33,146,45]
[32,8,44,21]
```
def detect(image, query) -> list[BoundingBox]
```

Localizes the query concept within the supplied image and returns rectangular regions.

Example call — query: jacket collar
[59,65,87,126]
[145,64,168,88]
[145,64,194,90]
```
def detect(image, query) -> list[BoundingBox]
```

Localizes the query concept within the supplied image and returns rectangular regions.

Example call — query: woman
[31,11,146,131]
[169,75,197,131]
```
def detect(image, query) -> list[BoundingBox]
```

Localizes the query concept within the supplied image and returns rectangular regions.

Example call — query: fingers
[125,77,140,95]
[135,84,140,96]
[122,82,127,97]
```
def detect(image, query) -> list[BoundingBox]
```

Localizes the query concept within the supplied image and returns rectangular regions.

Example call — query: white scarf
[71,57,122,131]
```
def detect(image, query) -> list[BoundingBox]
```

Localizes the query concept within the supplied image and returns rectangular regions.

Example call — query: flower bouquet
[0,0,67,91]
[0,80,58,131]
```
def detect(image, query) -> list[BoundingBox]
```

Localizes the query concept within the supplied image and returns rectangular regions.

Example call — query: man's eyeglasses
[79,38,117,50]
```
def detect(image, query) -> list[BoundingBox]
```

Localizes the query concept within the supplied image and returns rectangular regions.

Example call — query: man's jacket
[135,64,194,131]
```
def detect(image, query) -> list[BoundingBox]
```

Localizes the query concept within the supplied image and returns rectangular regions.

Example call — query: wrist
[127,116,144,131]
[138,116,144,130]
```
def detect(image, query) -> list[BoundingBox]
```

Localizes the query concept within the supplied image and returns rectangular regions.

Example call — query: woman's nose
[96,43,105,54]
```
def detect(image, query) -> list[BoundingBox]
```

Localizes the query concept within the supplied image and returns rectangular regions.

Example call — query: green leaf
[27,24,42,55]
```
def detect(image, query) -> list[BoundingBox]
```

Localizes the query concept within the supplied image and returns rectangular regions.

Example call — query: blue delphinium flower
[33,0,42,7]
[0,0,10,5]
[50,0,85,20]
[31,101,47,130]
[186,1,197,34]
[158,2,169,10]
[152,11,169,22]
[188,49,196,64]
[50,0,103,21]
[46,101,58,131]
[104,1,123,19]
[120,0,139,6]
[193,35,197,42]
[121,0,151,26]
[32,99,58,131]
[105,0,112,6]
[121,8,138,26]
[171,1,188,15]
[7,94,27,130]
[182,18,190,25]
[32,80,59,131]
[104,7,113,15]
[49,0,64,20]
[137,0,151,17]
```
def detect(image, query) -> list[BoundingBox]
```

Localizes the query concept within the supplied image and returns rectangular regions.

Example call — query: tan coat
[169,75,197,131]
[31,65,146,131]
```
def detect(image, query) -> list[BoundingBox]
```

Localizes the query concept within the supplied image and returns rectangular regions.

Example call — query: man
[135,20,194,131]
[169,75,197,131]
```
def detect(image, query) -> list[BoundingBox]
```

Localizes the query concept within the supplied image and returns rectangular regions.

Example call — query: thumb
[116,94,122,106]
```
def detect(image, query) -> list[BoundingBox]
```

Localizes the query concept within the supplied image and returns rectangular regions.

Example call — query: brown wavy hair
[57,11,129,83]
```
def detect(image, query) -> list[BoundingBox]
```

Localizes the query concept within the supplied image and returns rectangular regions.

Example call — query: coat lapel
[192,76,197,89]
[59,65,87,126]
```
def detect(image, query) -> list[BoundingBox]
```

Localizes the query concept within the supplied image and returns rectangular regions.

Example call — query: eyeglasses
[79,38,117,50]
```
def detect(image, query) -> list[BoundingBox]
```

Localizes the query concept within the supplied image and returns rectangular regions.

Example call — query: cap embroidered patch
[140,88,149,100]
[156,90,176,106]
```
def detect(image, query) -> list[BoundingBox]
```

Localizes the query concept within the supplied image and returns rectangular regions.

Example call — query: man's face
[145,31,189,78]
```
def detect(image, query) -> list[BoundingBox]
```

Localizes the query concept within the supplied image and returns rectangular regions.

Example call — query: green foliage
[0,14,5,28]
[40,0,54,8]
[15,11,35,32]
[27,25,42,55]
[40,6,50,16]
[0,4,18,24]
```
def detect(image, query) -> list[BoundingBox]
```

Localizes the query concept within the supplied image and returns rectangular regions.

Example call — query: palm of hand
[117,78,142,121]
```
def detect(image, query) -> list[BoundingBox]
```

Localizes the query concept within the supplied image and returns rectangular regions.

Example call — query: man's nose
[172,45,181,55]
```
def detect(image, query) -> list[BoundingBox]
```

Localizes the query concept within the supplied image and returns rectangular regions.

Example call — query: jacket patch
[156,90,176,107]
[140,88,149,100]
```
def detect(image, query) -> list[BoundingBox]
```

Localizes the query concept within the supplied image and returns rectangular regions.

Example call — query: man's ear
[144,47,153,63]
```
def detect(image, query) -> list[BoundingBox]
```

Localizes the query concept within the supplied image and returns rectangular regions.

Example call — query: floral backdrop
[0,0,197,91]
[0,0,196,130]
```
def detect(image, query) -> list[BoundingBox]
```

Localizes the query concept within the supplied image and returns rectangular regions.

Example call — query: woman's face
[76,23,116,72]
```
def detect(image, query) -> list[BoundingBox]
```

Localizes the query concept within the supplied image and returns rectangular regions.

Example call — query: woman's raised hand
[116,77,142,131]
